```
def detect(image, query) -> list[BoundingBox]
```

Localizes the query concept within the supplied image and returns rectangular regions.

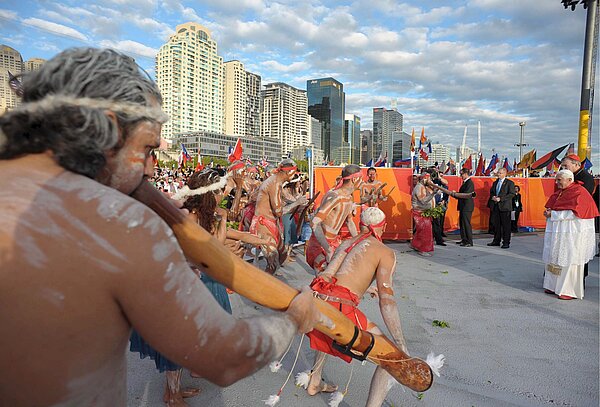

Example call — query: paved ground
[127,233,599,407]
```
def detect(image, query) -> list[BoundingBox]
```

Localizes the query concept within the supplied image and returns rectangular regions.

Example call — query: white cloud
[0,8,18,20]
[261,60,309,73]
[22,18,88,42]
[99,40,158,59]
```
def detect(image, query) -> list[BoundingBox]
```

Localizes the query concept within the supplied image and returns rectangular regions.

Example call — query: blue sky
[0,0,597,165]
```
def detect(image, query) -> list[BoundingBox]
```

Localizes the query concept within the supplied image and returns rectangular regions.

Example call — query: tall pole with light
[562,0,598,160]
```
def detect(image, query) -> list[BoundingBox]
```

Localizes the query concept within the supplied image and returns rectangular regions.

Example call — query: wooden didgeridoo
[430,182,476,200]
[132,181,434,392]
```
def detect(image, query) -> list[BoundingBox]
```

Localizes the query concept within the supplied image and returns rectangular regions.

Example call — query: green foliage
[226,221,239,230]
[432,319,450,328]
[296,159,309,173]
[416,393,424,400]
[422,206,445,218]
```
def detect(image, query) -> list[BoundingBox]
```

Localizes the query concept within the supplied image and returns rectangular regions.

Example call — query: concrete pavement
[127,233,599,407]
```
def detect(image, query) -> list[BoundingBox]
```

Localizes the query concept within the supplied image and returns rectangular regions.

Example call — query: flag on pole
[195,149,204,171]
[513,158,518,171]
[566,143,575,156]
[179,143,191,167]
[228,138,243,163]
[410,128,416,152]
[462,155,473,170]
[517,149,536,169]
[365,158,373,167]
[531,144,569,170]
[394,157,415,167]
[7,71,23,97]
[484,153,499,176]
[475,154,484,176]
[375,151,387,167]
[582,157,593,170]
[503,157,513,171]
[419,148,429,161]
[420,127,427,144]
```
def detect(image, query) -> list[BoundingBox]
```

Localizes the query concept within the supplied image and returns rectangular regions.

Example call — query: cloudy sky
[1,0,597,165]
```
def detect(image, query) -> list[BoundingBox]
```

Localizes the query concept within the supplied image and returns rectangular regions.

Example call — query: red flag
[475,154,484,176]
[419,148,429,161]
[195,150,204,171]
[420,127,427,144]
[531,144,569,170]
[228,138,243,163]
[462,155,472,170]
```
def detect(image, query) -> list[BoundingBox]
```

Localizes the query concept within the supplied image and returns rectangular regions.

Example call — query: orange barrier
[314,167,413,240]
[313,168,594,241]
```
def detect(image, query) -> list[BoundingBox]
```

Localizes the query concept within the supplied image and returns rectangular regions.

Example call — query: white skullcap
[556,169,574,180]
[360,207,386,226]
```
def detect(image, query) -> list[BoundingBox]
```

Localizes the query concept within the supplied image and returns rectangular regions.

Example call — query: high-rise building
[24,57,45,72]
[246,71,261,137]
[260,82,308,158]
[392,131,412,163]
[156,22,224,141]
[1,45,24,112]
[360,129,373,165]
[344,114,361,164]
[223,60,261,137]
[456,146,476,164]
[307,77,345,163]
[372,107,403,160]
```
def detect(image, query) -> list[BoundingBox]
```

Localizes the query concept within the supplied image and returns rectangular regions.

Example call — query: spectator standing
[487,168,515,249]
[511,185,523,233]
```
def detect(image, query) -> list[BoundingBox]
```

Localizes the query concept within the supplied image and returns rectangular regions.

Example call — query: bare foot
[163,388,200,404]
[307,381,338,396]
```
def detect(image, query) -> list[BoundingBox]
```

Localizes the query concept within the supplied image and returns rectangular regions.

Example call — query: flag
[546,158,560,172]
[484,153,499,176]
[195,150,204,171]
[566,143,575,156]
[419,148,429,161]
[475,154,484,176]
[365,158,373,167]
[245,156,253,166]
[394,157,414,167]
[531,144,568,170]
[7,71,23,97]
[503,157,513,172]
[375,151,387,167]
[427,142,432,154]
[420,127,427,144]
[259,156,269,167]
[513,158,518,171]
[462,155,472,170]
[179,143,191,167]
[582,157,593,170]
[410,128,416,152]
[517,149,536,169]
[444,159,456,174]
[228,138,243,163]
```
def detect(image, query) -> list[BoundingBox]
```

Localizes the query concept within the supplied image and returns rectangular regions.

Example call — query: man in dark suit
[455,168,475,247]
[511,185,523,232]
[561,154,594,195]
[487,167,515,249]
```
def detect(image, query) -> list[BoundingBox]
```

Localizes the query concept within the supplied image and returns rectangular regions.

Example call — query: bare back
[0,155,294,406]
[254,174,283,220]
[311,190,355,239]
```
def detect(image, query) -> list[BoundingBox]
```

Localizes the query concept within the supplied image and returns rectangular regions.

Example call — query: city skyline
[0,1,597,165]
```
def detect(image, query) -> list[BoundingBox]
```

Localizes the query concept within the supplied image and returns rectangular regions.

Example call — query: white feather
[295,370,310,389]
[425,352,445,377]
[269,361,282,373]
[328,391,344,407]
[263,395,280,406]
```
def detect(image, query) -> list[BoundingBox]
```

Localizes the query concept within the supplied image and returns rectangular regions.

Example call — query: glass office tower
[307,78,345,163]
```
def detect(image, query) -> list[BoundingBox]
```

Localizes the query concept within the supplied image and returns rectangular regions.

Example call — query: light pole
[516,121,528,162]
[307,144,314,199]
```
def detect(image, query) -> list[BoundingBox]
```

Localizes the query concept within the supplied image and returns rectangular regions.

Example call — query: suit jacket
[575,168,595,196]
[457,178,475,212]
[487,178,515,212]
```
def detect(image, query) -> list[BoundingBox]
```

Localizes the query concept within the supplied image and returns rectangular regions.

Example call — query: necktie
[496,179,503,196]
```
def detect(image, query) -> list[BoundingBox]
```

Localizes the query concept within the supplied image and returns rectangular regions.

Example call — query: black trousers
[432,215,444,244]
[490,205,511,245]
[511,211,521,232]
[459,210,473,244]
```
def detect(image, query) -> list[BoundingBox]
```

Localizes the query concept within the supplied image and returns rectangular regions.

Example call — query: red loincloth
[412,210,433,253]
[307,277,367,363]
[305,234,342,271]
[250,215,283,246]
[545,182,600,219]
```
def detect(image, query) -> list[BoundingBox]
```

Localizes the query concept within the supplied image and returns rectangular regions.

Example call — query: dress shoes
[456,241,464,245]
[436,242,447,246]
[487,242,500,247]
[459,242,473,247]
[558,295,575,300]
[501,244,510,249]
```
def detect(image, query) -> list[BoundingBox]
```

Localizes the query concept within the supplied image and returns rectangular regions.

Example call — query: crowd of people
[0,47,597,407]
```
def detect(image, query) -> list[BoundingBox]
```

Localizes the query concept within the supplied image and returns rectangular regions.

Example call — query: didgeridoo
[132,181,434,392]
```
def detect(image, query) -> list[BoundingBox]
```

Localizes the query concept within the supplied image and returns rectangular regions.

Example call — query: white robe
[542,210,597,299]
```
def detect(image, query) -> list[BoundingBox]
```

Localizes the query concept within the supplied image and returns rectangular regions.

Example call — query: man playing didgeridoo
[304,207,440,406]
[252,158,307,274]
[306,164,362,273]
[0,47,321,407]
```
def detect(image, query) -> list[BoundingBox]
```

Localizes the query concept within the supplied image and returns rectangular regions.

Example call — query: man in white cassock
[542,169,599,300]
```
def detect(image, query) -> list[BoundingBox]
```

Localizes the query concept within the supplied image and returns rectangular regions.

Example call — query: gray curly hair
[0,47,165,178]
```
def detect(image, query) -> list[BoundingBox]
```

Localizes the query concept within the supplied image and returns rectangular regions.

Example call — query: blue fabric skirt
[129,273,232,372]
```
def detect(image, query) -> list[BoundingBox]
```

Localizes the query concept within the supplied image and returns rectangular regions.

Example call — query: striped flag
[7,71,23,97]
